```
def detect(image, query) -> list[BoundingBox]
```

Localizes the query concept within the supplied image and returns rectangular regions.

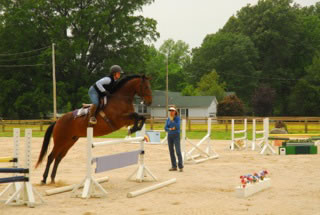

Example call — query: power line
[219,71,300,82]
[0,64,49,68]
[0,53,48,62]
[0,46,50,56]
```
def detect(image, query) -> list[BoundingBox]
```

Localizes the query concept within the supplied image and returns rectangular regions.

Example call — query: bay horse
[35,75,152,184]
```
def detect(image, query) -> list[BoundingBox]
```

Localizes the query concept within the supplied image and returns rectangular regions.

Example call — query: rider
[88,65,123,125]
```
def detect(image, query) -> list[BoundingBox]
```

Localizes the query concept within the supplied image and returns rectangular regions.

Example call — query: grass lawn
[1,122,320,140]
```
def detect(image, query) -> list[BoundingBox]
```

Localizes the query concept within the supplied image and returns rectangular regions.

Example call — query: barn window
[137,104,147,114]
[178,108,188,117]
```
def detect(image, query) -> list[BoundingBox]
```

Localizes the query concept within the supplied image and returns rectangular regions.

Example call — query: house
[134,90,218,118]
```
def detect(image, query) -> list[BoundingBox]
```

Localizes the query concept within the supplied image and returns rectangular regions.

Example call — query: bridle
[139,76,152,105]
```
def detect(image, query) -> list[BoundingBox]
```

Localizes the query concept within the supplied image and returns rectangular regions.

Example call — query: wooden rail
[0,117,320,133]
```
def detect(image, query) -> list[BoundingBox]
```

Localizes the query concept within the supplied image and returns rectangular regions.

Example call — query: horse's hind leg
[41,152,54,185]
[50,154,63,184]
[50,140,77,184]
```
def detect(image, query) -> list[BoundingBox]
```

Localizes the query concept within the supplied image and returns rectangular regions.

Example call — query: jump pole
[45,176,109,196]
[127,178,176,198]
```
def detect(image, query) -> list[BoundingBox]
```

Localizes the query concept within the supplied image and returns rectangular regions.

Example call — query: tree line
[0,0,319,119]
[146,0,320,116]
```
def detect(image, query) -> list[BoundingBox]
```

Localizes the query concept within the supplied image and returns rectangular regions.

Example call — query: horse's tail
[35,122,56,168]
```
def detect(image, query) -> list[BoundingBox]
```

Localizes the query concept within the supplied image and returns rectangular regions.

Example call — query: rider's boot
[88,104,98,126]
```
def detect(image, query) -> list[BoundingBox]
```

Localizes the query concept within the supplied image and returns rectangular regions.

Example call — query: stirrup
[89,117,97,125]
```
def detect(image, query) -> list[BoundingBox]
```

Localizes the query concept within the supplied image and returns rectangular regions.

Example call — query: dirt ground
[0,136,319,215]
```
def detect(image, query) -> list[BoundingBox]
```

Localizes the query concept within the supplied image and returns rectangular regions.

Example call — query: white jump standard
[231,119,248,150]
[72,126,157,199]
[0,129,44,208]
[181,118,219,164]
[252,118,276,155]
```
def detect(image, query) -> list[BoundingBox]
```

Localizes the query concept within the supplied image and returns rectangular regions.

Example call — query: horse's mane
[110,74,143,94]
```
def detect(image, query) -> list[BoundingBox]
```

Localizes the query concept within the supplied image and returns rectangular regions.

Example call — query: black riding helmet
[110,65,124,76]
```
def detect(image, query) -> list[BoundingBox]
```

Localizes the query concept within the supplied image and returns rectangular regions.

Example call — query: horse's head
[137,75,152,106]
[111,74,152,106]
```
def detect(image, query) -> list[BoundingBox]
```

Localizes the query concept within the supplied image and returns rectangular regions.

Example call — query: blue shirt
[164,116,180,135]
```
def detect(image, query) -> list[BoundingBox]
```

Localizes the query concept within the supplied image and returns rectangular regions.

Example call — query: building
[134,90,218,118]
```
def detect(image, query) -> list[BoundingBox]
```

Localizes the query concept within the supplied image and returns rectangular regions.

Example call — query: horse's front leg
[136,114,146,131]
[125,112,146,135]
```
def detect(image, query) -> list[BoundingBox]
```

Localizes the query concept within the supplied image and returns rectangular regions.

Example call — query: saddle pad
[72,107,89,119]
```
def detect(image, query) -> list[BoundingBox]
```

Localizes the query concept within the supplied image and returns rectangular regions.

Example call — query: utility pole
[52,43,57,121]
[165,54,169,117]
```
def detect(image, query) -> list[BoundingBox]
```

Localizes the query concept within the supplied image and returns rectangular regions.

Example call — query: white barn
[134,90,218,118]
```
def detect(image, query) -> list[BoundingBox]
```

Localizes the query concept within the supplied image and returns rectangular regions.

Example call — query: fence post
[150,117,154,130]
[225,120,228,132]
[40,121,43,131]
[304,120,308,133]
[188,118,191,132]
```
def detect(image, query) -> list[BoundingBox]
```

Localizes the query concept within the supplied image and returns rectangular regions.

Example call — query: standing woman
[165,106,184,172]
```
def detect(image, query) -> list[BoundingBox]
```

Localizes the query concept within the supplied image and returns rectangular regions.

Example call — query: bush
[217,95,245,116]
[252,84,276,116]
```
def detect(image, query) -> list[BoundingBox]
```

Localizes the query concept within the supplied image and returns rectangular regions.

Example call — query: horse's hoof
[50,180,55,185]
[40,181,46,186]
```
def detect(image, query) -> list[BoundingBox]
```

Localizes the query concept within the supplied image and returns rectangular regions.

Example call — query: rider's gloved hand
[102,91,110,97]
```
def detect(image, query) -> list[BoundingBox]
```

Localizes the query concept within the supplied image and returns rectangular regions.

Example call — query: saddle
[72,97,108,120]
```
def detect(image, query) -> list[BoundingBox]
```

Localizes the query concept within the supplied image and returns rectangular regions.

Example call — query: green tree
[186,32,258,103]
[288,53,320,116]
[222,0,320,114]
[181,84,197,96]
[0,0,158,119]
[145,39,191,91]
[194,70,226,101]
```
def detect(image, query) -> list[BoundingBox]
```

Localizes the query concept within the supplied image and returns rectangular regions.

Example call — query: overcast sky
[141,0,319,49]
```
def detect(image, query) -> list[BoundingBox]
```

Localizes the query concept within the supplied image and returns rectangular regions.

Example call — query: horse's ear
[143,74,151,80]
[140,74,151,80]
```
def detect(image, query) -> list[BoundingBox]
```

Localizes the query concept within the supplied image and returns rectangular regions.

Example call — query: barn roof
[135,90,217,108]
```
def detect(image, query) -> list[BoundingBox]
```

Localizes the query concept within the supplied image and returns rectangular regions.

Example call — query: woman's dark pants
[168,133,184,169]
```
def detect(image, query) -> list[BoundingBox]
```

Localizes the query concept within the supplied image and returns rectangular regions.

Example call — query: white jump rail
[127,178,176,198]
[231,119,248,150]
[45,176,109,196]
[72,125,157,199]
[182,118,219,164]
